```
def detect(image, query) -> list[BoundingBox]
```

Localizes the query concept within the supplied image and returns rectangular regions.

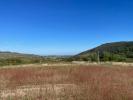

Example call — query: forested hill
[74,41,133,62]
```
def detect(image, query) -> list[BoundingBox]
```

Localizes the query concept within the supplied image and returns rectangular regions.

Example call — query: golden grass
[0,65,133,100]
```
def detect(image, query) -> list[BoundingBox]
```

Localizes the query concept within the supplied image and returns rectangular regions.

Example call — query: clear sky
[0,0,133,55]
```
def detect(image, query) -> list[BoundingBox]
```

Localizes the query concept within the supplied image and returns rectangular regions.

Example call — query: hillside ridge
[74,41,133,62]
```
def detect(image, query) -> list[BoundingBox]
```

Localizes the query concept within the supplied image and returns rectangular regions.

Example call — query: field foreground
[0,64,133,100]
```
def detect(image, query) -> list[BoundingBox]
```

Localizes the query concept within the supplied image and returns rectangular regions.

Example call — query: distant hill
[0,52,45,66]
[0,52,41,59]
[74,41,133,62]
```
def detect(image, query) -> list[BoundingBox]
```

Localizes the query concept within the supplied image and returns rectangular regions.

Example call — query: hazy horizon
[0,0,133,55]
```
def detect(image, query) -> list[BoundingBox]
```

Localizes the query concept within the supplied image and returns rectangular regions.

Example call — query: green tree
[103,52,111,61]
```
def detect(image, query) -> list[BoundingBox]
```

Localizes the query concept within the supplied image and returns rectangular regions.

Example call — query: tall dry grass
[0,65,133,100]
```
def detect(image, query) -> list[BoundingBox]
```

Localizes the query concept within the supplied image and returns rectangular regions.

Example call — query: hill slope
[75,41,133,62]
[0,52,41,59]
[0,52,44,66]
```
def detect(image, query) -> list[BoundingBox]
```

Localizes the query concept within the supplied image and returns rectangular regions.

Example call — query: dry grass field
[0,64,133,100]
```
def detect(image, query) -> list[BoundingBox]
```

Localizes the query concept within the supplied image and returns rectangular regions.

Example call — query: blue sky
[0,0,133,55]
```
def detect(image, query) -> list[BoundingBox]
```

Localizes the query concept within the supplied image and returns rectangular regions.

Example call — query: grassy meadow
[0,64,133,100]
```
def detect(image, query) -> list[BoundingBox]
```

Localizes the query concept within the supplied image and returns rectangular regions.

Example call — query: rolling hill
[0,52,45,66]
[0,52,42,59]
[74,41,133,62]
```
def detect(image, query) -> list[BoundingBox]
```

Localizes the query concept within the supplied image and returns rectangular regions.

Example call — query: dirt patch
[0,84,77,99]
